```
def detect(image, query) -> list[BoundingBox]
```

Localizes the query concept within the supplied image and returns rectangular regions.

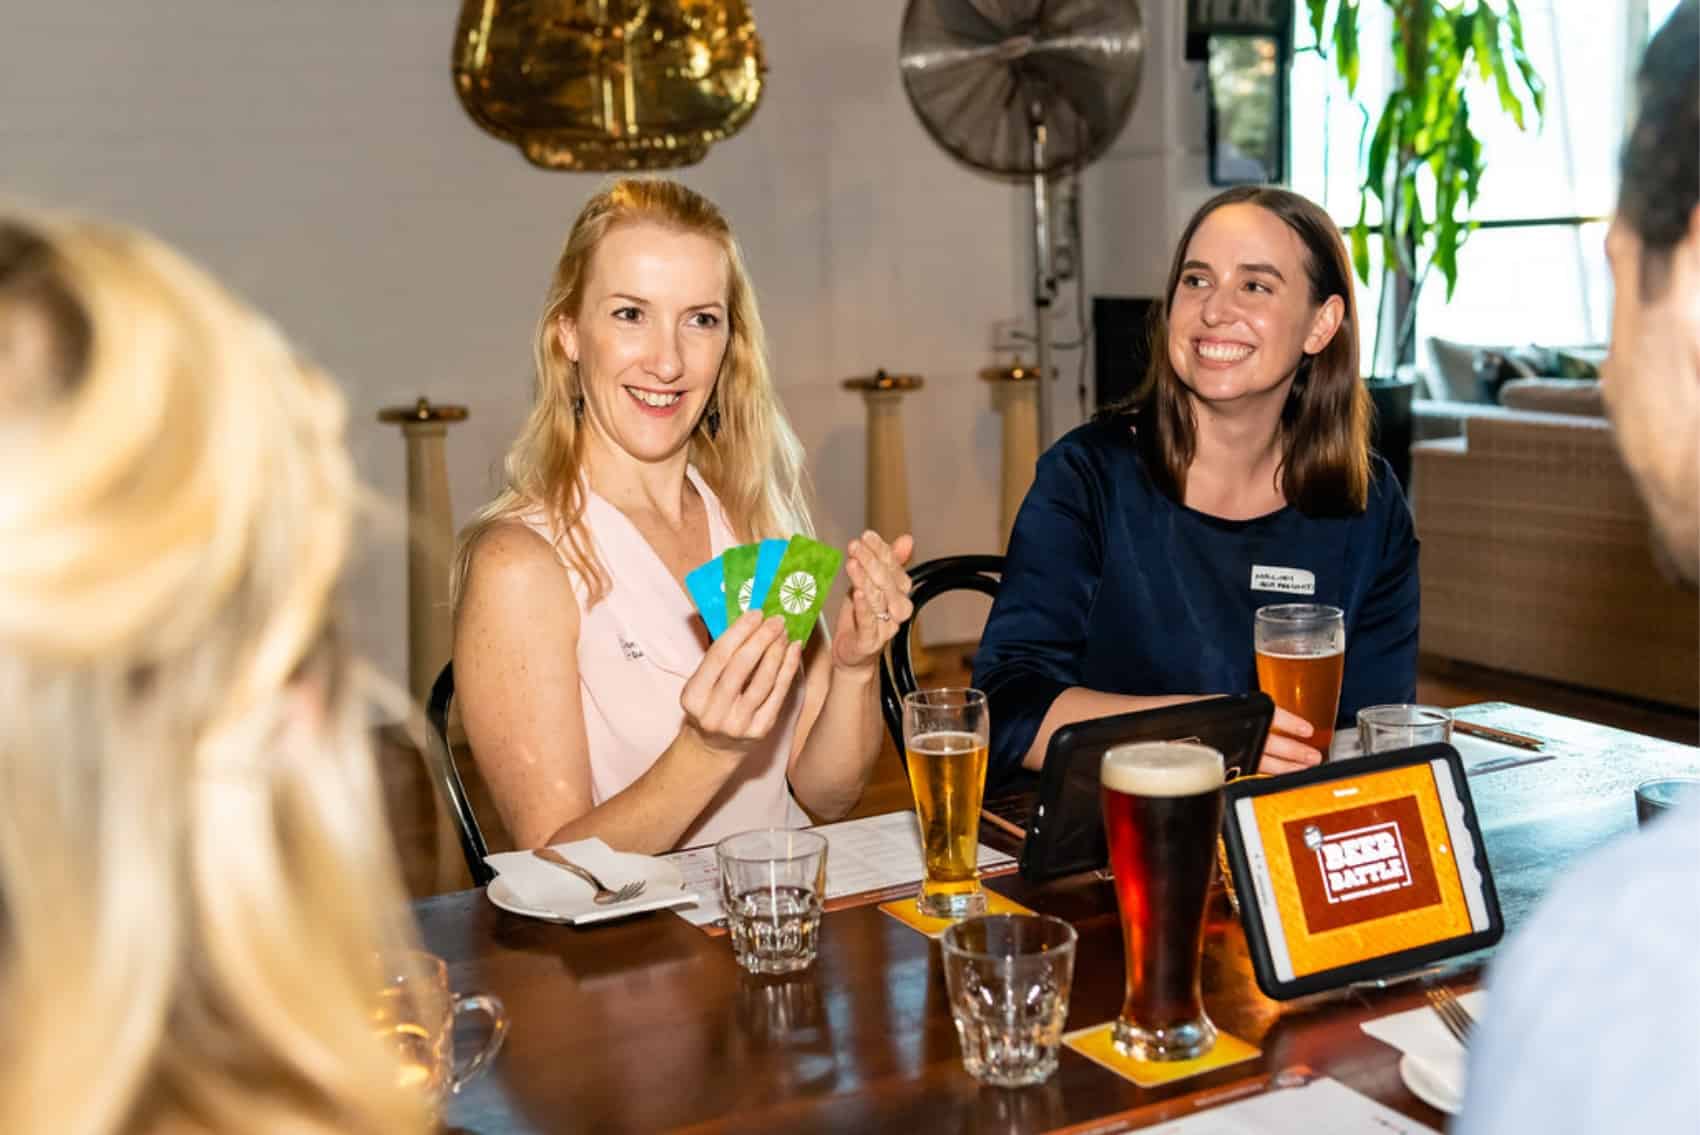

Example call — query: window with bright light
[1288,1,1673,393]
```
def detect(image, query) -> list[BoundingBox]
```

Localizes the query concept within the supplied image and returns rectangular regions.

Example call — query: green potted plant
[1300,0,1547,484]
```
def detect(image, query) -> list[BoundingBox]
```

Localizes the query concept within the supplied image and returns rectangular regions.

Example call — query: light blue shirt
[1457,803,1700,1133]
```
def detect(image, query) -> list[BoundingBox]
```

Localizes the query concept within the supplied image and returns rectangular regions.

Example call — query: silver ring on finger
[875,610,893,623]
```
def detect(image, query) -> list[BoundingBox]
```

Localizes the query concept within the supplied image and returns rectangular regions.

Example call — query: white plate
[482,845,698,926]
[1400,1052,1463,1115]
[486,876,573,922]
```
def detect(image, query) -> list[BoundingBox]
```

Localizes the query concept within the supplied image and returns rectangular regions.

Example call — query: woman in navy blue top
[974,187,1419,785]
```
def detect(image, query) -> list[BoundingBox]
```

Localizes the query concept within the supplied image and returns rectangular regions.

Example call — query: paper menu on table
[1123,1077,1435,1134]
[663,810,1015,929]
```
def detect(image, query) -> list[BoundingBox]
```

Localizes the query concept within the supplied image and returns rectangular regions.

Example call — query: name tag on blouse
[1251,565,1316,595]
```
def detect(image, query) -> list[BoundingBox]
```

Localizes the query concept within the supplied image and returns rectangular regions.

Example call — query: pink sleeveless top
[517,466,808,849]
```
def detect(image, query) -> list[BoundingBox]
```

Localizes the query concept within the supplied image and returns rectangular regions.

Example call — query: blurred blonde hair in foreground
[0,214,429,1134]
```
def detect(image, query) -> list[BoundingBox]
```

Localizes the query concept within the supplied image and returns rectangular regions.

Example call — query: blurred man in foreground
[1457,3,1700,1131]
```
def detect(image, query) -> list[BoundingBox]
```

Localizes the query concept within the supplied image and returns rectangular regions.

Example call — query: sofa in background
[1411,379,1699,710]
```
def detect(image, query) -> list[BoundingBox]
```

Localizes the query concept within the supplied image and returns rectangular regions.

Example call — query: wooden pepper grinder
[841,369,934,677]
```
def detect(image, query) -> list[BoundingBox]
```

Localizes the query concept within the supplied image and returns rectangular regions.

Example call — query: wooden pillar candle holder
[841,369,934,677]
[378,397,469,708]
[980,361,1042,549]
[379,397,468,892]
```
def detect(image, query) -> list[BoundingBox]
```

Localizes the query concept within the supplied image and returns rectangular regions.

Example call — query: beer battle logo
[1282,795,1445,935]
[1309,822,1411,904]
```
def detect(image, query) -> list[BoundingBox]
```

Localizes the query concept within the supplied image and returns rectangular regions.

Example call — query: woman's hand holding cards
[831,531,915,673]
[679,610,804,758]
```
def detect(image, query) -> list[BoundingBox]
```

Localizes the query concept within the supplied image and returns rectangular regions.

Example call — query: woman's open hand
[831,531,915,673]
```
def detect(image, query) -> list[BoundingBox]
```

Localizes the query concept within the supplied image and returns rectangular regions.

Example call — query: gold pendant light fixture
[453,1,766,171]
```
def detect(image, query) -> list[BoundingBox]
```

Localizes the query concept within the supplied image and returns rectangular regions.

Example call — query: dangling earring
[569,358,585,418]
[704,395,722,439]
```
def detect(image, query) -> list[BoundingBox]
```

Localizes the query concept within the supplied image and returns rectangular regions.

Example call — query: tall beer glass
[1254,603,1346,755]
[1101,741,1225,1061]
[902,688,990,918]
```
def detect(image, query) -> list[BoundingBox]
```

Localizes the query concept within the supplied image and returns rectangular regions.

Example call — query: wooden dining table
[422,706,1699,1133]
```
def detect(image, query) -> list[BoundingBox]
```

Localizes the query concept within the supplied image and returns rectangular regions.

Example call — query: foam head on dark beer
[1100,742,1224,796]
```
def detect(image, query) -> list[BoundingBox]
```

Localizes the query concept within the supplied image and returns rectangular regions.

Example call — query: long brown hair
[452,178,811,608]
[1102,186,1372,515]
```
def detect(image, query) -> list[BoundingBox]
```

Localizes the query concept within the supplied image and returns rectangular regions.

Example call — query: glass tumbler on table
[1101,741,1226,1062]
[1254,603,1346,756]
[1357,704,1452,754]
[940,913,1078,1087]
[374,950,507,1112]
[716,828,829,974]
[902,687,991,919]
[1636,777,1700,827]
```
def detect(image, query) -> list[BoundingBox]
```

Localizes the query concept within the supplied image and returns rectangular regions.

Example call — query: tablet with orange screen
[1221,743,1502,1000]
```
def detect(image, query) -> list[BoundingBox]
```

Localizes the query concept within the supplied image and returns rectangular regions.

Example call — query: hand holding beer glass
[1254,603,1346,759]
[902,688,990,919]
[1101,742,1225,1062]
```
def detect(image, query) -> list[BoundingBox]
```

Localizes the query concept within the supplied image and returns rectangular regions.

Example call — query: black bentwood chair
[424,662,495,886]
[877,554,1005,759]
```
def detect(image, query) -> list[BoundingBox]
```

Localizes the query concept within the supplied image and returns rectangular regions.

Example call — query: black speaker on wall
[1092,296,1159,412]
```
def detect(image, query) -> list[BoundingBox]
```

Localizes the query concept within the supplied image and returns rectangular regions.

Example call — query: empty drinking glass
[939,913,1078,1087]
[1357,704,1453,754]
[1635,777,1700,827]
[716,828,829,974]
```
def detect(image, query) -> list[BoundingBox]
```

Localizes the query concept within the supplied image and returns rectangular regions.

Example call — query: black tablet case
[1221,743,1505,1000]
[1017,694,1275,884]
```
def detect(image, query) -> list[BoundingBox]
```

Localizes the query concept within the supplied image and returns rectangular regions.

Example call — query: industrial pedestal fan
[898,0,1144,447]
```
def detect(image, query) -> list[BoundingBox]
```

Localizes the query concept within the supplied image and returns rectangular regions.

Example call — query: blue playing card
[684,554,730,638]
[746,538,787,612]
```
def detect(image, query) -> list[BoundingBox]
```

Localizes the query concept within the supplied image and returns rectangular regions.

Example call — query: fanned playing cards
[759,535,843,641]
[683,556,730,638]
[687,535,842,643]
[724,538,787,617]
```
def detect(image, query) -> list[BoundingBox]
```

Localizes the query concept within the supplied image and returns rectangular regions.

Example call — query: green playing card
[759,535,844,642]
[722,543,761,617]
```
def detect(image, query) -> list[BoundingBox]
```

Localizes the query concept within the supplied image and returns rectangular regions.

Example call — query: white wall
[3,1,1205,695]
[1087,0,1217,296]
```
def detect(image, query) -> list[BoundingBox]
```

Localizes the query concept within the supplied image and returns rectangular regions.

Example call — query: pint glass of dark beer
[1254,603,1346,756]
[1101,741,1225,1061]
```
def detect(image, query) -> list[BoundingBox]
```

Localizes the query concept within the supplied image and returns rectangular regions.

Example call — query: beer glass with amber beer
[1254,603,1346,756]
[1101,742,1225,1061]
[902,688,990,918]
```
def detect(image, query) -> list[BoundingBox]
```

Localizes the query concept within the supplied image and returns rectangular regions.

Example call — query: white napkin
[1360,989,1487,1114]
[483,838,697,925]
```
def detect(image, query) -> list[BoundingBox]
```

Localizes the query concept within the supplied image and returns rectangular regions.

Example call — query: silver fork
[1425,985,1475,1046]
[532,847,647,905]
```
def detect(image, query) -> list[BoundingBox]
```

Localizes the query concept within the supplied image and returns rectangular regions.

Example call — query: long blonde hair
[453,177,811,607]
[0,215,428,1134]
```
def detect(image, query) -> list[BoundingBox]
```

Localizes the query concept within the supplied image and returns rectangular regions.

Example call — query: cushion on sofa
[1497,378,1605,417]
[1425,338,1607,404]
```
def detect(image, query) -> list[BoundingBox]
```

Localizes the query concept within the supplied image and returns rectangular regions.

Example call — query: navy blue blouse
[972,417,1420,781]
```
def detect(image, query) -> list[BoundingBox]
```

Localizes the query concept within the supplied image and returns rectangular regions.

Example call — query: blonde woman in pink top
[452,179,914,854]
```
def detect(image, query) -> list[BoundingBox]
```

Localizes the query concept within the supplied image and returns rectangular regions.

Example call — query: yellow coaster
[1062,1022,1260,1087]
[877,890,1036,938]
